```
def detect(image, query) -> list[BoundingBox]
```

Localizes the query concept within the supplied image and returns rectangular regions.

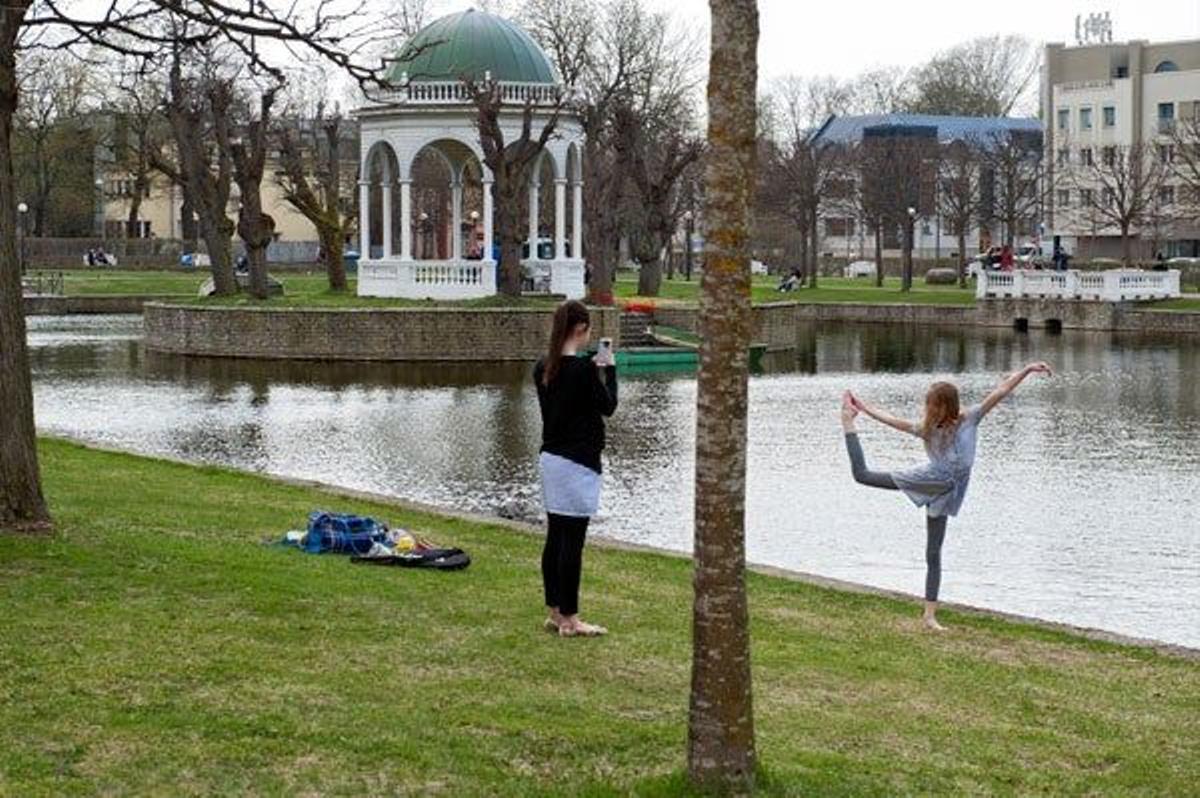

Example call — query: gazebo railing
[366,81,562,106]
[976,269,1181,302]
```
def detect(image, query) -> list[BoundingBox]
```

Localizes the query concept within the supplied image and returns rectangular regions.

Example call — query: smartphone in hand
[596,337,614,367]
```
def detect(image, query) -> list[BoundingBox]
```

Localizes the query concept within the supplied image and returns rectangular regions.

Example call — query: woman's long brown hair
[921,381,962,442]
[542,300,590,386]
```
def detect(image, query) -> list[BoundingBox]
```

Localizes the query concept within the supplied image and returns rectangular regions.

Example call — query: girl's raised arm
[848,392,917,435]
[979,361,1052,418]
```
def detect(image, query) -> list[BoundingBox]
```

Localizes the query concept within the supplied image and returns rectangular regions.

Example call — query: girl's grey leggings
[845,433,947,602]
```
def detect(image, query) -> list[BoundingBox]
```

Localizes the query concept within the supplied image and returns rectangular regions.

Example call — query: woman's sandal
[559,620,608,638]
[543,617,561,634]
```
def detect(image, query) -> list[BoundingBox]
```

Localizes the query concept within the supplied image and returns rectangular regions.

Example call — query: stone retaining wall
[974,298,1200,333]
[653,302,804,350]
[23,295,182,315]
[143,303,621,361]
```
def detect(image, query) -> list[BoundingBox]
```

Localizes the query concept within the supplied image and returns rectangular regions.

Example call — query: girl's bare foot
[840,391,859,432]
[922,613,946,632]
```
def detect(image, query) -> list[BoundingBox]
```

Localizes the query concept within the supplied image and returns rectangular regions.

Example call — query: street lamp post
[904,206,917,290]
[17,201,28,276]
[94,177,106,242]
[684,210,694,282]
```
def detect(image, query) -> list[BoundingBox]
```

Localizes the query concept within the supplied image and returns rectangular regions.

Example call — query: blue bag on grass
[304,511,389,555]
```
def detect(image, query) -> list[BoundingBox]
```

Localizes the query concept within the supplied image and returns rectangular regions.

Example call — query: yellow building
[100,167,324,244]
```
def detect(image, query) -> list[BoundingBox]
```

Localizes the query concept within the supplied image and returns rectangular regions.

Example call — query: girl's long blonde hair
[920,382,962,441]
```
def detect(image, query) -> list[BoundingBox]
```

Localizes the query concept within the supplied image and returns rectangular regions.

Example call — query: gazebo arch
[353,8,586,300]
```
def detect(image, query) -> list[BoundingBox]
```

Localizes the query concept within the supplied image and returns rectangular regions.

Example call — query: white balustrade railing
[358,259,496,300]
[367,81,562,107]
[356,257,586,301]
[976,269,1181,302]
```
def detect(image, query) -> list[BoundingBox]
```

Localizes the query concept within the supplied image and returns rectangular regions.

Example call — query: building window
[1057,108,1070,131]
[1057,188,1070,208]
[1154,60,1180,73]
[1081,188,1094,207]
[1080,107,1093,130]
[1158,144,1176,164]
[824,217,854,237]
[1080,147,1094,166]
[1102,187,1115,208]
[1056,147,1070,166]
[1160,185,1175,205]
[1103,106,1116,127]
[1102,146,1117,166]
[1158,102,1176,134]
[920,221,932,236]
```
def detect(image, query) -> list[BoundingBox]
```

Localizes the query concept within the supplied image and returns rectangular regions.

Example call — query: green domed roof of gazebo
[388,9,559,85]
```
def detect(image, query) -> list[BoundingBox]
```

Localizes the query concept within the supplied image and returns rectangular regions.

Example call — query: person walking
[534,300,618,637]
[839,362,1052,630]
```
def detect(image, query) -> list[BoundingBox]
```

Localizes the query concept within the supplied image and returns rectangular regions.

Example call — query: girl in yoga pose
[841,362,1052,630]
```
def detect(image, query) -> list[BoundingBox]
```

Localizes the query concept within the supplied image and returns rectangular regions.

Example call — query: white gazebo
[354,9,586,300]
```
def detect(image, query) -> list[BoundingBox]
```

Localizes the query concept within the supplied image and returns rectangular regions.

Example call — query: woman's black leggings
[845,433,948,602]
[542,513,590,616]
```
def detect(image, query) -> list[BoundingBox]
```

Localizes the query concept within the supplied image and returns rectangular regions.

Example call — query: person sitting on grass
[839,361,1052,630]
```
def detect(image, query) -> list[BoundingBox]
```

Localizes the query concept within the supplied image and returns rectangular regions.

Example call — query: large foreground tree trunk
[688,0,758,792]
[0,4,51,530]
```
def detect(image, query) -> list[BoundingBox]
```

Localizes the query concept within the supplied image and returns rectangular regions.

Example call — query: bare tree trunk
[958,231,968,288]
[809,204,819,289]
[874,224,884,287]
[0,5,51,530]
[797,216,809,286]
[321,229,347,291]
[1121,223,1132,266]
[688,0,757,792]
[637,256,662,296]
[901,220,914,291]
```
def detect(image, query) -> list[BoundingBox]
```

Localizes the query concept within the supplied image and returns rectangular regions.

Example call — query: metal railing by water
[977,269,1181,302]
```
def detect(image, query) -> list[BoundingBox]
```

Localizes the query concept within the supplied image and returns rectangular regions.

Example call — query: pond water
[27,314,1200,648]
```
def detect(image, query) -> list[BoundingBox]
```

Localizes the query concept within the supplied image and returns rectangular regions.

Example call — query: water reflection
[27,314,1200,648]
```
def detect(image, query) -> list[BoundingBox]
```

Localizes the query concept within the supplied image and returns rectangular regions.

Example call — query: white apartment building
[1043,38,1200,258]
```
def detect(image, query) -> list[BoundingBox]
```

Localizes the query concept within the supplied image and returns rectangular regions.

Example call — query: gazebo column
[451,180,463,260]
[358,179,370,259]
[572,180,584,260]
[482,178,495,260]
[380,181,393,258]
[528,180,540,259]
[554,178,567,260]
[399,178,413,261]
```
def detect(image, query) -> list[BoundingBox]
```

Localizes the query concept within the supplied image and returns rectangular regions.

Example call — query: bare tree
[1065,140,1170,264]
[166,45,238,295]
[846,67,912,115]
[615,98,703,295]
[938,138,982,287]
[276,104,357,291]
[1,0,393,530]
[907,35,1039,117]
[467,78,558,297]
[981,129,1042,248]
[1168,111,1200,225]
[231,87,279,299]
[688,0,757,791]
[106,71,173,238]
[14,50,92,236]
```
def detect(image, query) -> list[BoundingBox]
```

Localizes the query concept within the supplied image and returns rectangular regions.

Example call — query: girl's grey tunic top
[894,405,983,517]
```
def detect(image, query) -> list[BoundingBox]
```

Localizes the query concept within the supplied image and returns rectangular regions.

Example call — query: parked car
[844,259,876,278]
[180,252,211,270]
[1016,244,1048,268]
[750,259,769,276]
[967,247,1002,278]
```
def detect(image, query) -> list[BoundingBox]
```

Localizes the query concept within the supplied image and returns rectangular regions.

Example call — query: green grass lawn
[615,275,978,307]
[1,440,1196,795]
[1145,297,1200,312]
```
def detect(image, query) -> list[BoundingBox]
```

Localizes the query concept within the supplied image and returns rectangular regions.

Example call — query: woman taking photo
[840,361,1052,630]
[534,300,618,637]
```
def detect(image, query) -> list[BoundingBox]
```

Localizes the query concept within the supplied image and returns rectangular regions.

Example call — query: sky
[431,0,1200,82]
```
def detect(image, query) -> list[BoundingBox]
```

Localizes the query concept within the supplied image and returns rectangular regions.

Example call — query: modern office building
[1043,38,1200,258]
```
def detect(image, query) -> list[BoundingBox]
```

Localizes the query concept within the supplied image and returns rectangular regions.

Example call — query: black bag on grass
[350,548,471,571]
